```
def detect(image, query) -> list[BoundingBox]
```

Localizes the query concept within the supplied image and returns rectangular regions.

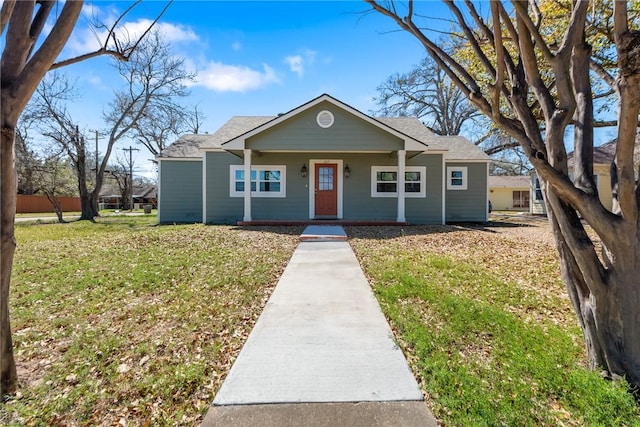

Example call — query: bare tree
[29,73,99,220]
[375,55,480,135]
[31,30,191,220]
[1,0,168,395]
[106,156,134,210]
[366,0,640,392]
[184,104,207,134]
[117,30,195,157]
[375,54,524,160]
[132,104,192,156]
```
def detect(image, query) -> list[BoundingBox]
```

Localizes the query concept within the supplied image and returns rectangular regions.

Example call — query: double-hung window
[371,166,426,197]
[230,165,286,197]
[446,167,468,190]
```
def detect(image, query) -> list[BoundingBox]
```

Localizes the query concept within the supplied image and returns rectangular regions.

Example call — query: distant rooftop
[488,175,530,188]
[568,132,640,165]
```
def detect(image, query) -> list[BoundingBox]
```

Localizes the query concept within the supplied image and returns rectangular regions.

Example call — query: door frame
[308,159,343,219]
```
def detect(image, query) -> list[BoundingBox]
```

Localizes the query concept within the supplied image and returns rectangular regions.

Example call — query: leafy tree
[1,0,168,395]
[366,0,640,393]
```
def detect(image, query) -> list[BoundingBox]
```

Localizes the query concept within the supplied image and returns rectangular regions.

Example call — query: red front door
[315,163,338,217]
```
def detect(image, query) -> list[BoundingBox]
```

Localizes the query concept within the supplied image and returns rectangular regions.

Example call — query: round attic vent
[316,110,334,128]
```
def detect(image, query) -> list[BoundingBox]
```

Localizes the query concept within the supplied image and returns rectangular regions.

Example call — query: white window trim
[371,166,426,198]
[230,165,286,198]
[446,166,468,190]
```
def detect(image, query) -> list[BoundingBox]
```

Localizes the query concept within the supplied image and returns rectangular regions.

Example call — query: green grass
[3,217,301,426]
[3,220,638,426]
[348,227,640,426]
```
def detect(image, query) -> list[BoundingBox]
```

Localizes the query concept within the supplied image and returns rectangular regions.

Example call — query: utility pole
[122,146,139,210]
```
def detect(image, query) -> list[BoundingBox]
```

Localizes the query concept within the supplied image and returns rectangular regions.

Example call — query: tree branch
[490,0,505,117]
[590,58,616,88]
[0,0,15,35]
[444,0,496,79]
[510,0,554,61]
[12,1,83,117]
[51,1,172,70]
[27,1,54,58]
[514,7,555,122]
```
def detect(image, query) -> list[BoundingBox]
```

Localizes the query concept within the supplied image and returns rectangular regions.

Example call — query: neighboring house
[157,94,491,225]
[531,132,640,215]
[488,175,531,211]
[99,183,157,209]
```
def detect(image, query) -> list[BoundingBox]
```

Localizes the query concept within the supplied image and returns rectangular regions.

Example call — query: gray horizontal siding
[251,153,309,220]
[445,162,488,222]
[406,154,443,224]
[246,101,403,152]
[205,152,243,224]
[341,153,443,223]
[202,152,446,224]
[159,160,202,223]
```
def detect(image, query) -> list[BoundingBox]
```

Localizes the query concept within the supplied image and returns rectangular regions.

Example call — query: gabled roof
[488,175,530,188]
[220,93,430,152]
[158,94,490,162]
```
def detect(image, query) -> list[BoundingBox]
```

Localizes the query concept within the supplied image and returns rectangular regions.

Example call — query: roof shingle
[159,115,490,162]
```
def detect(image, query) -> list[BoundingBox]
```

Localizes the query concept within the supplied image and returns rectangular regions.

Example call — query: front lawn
[348,223,639,426]
[2,218,638,426]
[2,217,301,425]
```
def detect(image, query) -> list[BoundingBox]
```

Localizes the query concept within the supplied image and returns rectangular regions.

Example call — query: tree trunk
[78,189,98,221]
[45,193,65,223]
[76,148,98,221]
[545,187,640,394]
[0,126,18,395]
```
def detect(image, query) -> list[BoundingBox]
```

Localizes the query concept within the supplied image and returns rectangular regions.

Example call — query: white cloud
[68,18,198,55]
[232,41,242,51]
[193,61,279,92]
[284,49,318,78]
[285,55,304,77]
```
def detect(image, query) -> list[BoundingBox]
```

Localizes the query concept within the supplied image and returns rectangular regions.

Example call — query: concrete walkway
[203,226,436,426]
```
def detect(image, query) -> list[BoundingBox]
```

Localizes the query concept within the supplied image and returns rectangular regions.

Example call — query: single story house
[99,183,157,210]
[157,94,491,225]
[488,175,531,211]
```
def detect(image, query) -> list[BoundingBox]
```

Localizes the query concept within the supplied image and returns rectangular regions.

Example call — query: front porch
[236,219,409,226]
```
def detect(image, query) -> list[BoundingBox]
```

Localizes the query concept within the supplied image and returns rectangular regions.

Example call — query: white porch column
[397,149,406,222]
[243,149,252,222]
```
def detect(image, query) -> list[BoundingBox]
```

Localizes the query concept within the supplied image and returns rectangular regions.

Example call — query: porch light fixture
[301,163,308,177]
[344,164,351,178]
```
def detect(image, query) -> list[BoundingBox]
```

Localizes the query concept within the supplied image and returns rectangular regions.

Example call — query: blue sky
[14,1,619,177]
[48,1,453,176]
